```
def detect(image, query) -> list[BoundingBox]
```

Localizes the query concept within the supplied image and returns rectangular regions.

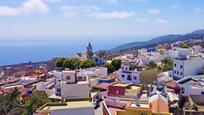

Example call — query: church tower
[86,41,93,60]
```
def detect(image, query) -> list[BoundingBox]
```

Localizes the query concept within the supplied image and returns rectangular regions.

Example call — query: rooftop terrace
[40,101,94,111]
[112,82,129,87]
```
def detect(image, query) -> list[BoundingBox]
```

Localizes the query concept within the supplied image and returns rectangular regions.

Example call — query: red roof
[24,70,47,78]
[95,83,110,90]
[166,80,177,89]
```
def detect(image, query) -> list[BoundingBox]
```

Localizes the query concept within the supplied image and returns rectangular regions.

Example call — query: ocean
[0,37,149,66]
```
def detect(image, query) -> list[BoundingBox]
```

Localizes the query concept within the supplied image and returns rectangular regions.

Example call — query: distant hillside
[110,29,204,52]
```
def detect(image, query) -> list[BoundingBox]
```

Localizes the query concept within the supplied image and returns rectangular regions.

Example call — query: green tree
[56,58,67,68]
[161,58,173,71]
[62,59,76,70]
[23,91,51,115]
[129,64,138,70]
[180,45,189,49]
[192,103,198,111]
[74,60,83,69]
[79,60,96,69]
[103,63,115,74]
[111,59,121,70]
[0,88,22,115]
[148,61,157,69]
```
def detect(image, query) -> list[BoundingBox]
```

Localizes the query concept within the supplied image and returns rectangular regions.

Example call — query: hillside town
[2,39,204,115]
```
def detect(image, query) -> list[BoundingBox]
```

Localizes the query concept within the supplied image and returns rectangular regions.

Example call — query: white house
[49,70,62,96]
[119,63,141,84]
[164,48,193,59]
[79,67,108,78]
[157,71,173,84]
[60,71,90,99]
[49,67,107,98]
[177,75,204,96]
[173,55,204,79]
[138,52,163,65]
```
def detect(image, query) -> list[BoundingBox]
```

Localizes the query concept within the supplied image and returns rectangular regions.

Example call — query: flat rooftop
[125,86,141,94]
[41,101,93,111]
[112,83,128,87]
[130,103,150,108]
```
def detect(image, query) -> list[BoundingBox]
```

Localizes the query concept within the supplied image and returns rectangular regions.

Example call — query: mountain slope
[110,30,204,52]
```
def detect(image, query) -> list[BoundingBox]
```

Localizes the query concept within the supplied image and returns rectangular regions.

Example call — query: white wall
[173,59,184,79]
[165,50,179,58]
[173,57,204,79]
[119,69,140,84]
[180,84,204,96]
[178,48,193,57]
[61,83,90,98]
[95,68,108,77]
[89,78,99,88]
[36,82,47,91]
[62,71,76,83]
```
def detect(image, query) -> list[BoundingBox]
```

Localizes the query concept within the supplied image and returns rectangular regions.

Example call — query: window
[180,72,183,76]
[127,75,132,81]
[201,92,204,95]
[181,87,185,94]
[56,88,61,93]
[134,76,137,80]
[78,76,83,80]
[66,76,70,80]
[177,71,179,75]
[174,71,176,74]
[122,75,125,78]
[180,65,183,69]
[174,64,176,67]
[126,67,128,70]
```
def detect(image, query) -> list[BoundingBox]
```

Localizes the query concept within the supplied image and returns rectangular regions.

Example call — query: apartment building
[119,63,141,84]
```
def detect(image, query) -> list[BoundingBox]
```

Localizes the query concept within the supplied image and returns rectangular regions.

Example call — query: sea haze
[0,37,150,66]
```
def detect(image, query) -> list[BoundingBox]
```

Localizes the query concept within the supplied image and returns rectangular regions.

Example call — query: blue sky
[0,0,204,40]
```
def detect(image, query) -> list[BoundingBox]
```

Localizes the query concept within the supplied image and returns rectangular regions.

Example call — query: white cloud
[0,6,18,16]
[59,5,101,17]
[0,0,49,16]
[59,6,78,17]
[148,9,160,14]
[131,0,149,2]
[92,11,135,19]
[105,0,148,4]
[19,0,49,14]
[106,0,118,4]
[168,5,179,10]
[136,18,148,23]
[156,19,168,24]
[194,7,202,13]
[60,5,135,19]
[43,0,61,3]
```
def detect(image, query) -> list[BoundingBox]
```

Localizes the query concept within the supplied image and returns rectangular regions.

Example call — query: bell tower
[86,40,93,60]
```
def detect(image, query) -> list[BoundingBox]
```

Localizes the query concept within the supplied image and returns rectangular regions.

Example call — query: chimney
[135,95,139,106]
[147,84,152,97]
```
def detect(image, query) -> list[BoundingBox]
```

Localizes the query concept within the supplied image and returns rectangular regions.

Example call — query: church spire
[86,40,93,60]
